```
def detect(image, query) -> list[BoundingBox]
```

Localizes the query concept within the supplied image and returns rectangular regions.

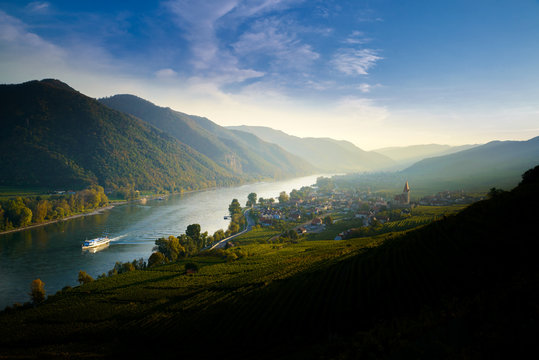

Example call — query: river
[0,175,324,309]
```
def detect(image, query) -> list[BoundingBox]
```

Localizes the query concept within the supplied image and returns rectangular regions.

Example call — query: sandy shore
[0,202,125,236]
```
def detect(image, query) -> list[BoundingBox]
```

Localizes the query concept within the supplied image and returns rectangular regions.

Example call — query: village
[249,179,484,241]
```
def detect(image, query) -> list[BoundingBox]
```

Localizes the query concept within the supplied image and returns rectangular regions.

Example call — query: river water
[0,175,323,309]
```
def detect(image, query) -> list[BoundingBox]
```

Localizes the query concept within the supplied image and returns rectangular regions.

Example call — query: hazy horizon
[1,1,538,150]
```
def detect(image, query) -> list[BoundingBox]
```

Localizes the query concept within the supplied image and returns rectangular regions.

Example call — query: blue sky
[1,0,538,149]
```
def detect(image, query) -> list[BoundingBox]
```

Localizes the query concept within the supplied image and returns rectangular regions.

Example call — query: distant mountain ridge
[374,143,479,169]
[226,125,395,172]
[402,137,539,189]
[0,80,242,191]
[99,95,313,180]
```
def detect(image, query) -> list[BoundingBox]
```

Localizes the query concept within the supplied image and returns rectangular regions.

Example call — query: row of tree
[0,185,109,231]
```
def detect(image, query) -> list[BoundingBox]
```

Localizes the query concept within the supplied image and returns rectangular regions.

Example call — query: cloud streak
[332,48,382,76]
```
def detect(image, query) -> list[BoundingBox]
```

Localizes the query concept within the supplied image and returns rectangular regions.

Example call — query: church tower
[403,181,410,204]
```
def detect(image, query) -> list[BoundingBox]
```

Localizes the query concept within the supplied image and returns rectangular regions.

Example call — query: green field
[0,186,52,199]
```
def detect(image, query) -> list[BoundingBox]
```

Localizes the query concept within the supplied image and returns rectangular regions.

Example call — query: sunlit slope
[100,95,314,179]
[0,79,240,191]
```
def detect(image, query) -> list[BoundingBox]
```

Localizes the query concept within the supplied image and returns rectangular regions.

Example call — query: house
[311,218,323,226]
[297,227,307,235]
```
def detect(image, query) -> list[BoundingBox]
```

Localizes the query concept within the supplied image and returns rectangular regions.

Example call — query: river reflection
[0,175,325,309]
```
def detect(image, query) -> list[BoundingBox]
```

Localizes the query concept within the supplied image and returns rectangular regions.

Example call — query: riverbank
[0,202,126,236]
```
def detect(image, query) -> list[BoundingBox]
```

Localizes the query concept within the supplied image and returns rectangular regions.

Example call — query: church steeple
[403,181,410,193]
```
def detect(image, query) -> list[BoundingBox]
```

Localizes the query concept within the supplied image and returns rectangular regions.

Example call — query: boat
[82,236,110,250]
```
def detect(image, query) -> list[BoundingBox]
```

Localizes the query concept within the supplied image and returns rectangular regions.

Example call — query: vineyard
[0,173,538,358]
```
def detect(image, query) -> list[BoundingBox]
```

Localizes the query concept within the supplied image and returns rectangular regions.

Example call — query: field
[0,186,52,199]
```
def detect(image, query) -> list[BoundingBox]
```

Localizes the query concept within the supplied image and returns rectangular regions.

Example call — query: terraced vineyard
[1,171,538,359]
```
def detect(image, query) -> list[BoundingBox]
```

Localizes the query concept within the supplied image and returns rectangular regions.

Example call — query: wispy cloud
[0,11,64,65]
[332,48,382,76]
[163,0,307,85]
[336,96,388,123]
[232,17,319,70]
[343,30,370,45]
[155,68,178,79]
[26,2,50,13]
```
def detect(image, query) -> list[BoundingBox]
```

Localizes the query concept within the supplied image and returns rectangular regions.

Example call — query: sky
[1,0,538,150]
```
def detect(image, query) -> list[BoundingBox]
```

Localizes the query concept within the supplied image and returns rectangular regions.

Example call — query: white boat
[82,236,110,250]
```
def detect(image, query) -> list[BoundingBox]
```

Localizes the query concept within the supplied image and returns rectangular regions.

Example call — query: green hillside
[99,95,314,179]
[227,125,395,172]
[1,167,537,358]
[0,80,241,191]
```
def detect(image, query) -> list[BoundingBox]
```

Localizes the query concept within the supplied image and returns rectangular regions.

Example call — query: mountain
[402,137,539,189]
[226,125,395,172]
[0,79,241,191]
[99,95,313,179]
[374,143,478,169]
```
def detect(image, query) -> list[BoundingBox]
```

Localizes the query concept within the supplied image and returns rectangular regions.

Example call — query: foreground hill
[0,80,241,191]
[1,167,537,358]
[374,143,478,169]
[227,125,395,172]
[402,136,539,190]
[99,95,314,179]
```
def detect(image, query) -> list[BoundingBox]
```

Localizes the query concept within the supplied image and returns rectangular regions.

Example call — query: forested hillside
[99,95,314,179]
[0,80,241,191]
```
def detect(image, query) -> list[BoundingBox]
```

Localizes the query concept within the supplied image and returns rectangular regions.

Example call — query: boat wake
[109,234,128,242]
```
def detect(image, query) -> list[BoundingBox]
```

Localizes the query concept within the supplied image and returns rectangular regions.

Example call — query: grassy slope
[1,171,538,358]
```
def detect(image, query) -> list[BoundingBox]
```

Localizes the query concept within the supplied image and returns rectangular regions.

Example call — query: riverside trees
[0,186,109,231]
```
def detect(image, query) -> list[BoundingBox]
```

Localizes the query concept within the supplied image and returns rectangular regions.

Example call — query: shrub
[78,270,94,285]
[30,279,46,304]
[148,251,166,267]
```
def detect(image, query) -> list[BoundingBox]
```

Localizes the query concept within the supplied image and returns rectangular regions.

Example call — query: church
[394,181,411,205]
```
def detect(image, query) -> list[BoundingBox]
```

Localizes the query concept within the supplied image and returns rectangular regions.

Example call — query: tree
[288,229,299,240]
[229,199,242,216]
[247,192,257,207]
[30,279,45,304]
[213,229,225,242]
[186,224,201,241]
[148,252,166,267]
[228,222,240,234]
[78,270,94,285]
[153,236,185,261]
[323,215,333,225]
[290,189,301,202]
[278,191,289,204]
